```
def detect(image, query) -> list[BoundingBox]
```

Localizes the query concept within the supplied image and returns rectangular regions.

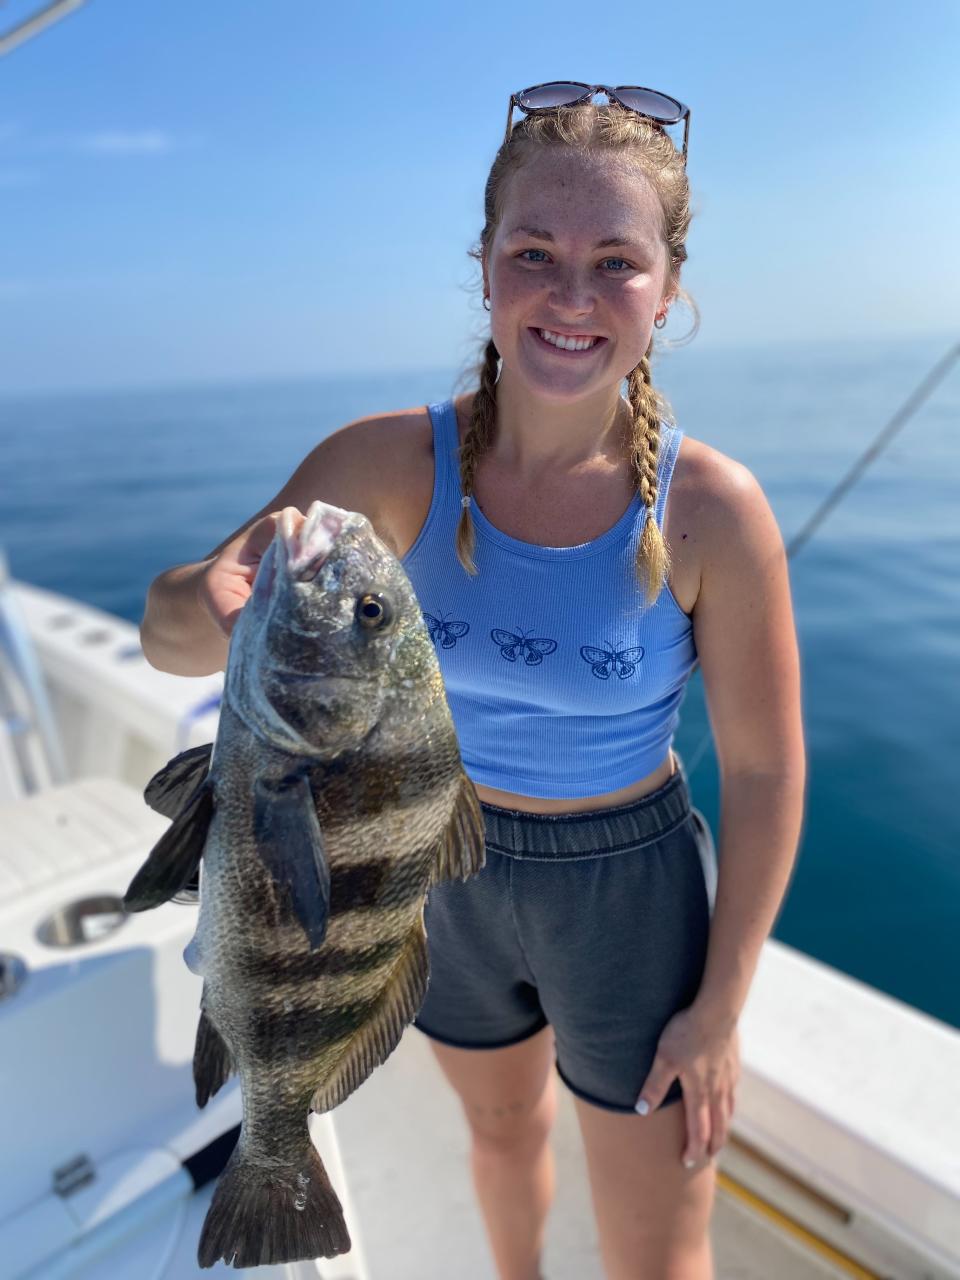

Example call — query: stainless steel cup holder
[172,868,201,906]
[36,895,129,948]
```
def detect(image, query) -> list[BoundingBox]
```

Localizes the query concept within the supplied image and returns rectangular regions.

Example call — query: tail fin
[197,1134,351,1268]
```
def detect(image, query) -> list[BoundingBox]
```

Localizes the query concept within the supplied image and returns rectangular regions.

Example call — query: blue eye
[518,249,633,272]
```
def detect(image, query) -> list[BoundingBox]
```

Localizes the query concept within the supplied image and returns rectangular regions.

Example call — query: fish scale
[122,498,486,1268]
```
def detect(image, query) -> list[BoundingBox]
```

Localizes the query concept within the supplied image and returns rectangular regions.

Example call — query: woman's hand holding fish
[199,508,305,637]
[633,1004,740,1168]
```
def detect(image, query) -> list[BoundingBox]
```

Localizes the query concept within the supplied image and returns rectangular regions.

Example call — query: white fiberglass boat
[1,556,959,1280]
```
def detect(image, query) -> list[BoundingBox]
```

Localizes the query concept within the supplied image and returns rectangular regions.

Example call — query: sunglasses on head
[505,81,690,162]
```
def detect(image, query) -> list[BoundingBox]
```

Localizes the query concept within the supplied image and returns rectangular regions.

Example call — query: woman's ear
[657,285,679,324]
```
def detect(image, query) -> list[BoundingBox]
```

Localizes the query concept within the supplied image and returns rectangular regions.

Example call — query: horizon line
[0,330,955,403]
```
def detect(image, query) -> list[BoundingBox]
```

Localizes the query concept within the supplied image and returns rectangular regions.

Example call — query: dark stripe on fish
[315,736,455,828]
[238,936,405,984]
[251,996,383,1062]
[327,855,429,915]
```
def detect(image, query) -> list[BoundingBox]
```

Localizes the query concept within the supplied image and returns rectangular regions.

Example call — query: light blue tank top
[400,398,697,799]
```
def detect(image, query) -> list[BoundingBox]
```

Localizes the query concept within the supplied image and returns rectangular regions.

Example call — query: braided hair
[455,103,698,607]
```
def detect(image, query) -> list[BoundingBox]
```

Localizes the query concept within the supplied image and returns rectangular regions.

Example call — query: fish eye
[356,592,393,630]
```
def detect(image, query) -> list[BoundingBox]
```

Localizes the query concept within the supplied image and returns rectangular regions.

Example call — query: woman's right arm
[140,415,398,677]
[139,512,290,676]
[140,419,368,680]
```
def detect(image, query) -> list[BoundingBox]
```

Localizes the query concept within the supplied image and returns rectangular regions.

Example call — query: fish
[122,499,486,1268]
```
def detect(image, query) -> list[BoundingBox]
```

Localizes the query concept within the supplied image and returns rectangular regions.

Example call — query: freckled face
[483,150,673,403]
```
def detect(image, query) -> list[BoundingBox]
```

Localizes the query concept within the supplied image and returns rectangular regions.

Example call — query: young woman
[141,83,806,1280]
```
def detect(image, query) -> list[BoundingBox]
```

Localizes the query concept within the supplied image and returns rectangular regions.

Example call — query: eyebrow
[506,224,650,251]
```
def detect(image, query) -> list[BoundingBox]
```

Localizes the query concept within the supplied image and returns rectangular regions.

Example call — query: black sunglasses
[505,81,690,162]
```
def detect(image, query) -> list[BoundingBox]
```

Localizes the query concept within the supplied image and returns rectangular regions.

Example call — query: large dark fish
[122,500,486,1268]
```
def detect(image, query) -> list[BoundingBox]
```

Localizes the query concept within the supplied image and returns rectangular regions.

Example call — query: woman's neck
[488,372,628,477]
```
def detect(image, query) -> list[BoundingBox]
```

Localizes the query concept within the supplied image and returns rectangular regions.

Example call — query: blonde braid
[625,347,673,607]
[455,338,500,575]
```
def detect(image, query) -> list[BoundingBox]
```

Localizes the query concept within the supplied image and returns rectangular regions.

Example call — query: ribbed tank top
[400,397,697,799]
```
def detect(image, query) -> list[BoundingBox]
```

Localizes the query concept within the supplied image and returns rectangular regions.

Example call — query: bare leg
[426,1026,559,1280]
[471,1113,556,1280]
[572,1092,717,1280]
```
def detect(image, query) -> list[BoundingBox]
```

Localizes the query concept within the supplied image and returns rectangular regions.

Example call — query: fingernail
[634,1099,650,1116]
[683,1158,696,1169]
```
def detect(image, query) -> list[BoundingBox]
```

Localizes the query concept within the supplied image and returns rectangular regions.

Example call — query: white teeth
[538,328,599,351]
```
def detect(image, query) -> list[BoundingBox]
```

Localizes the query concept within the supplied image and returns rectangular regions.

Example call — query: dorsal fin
[310,913,429,1114]
[429,768,486,885]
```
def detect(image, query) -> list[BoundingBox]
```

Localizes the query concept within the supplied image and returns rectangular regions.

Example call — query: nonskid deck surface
[332,1023,842,1280]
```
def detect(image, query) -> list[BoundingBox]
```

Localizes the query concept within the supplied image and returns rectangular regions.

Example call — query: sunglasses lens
[614,87,684,123]
[518,82,589,109]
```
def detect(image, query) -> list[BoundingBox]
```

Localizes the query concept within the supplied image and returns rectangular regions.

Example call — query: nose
[547,267,596,316]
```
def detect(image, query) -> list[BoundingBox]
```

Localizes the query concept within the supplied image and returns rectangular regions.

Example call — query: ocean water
[2,334,958,1028]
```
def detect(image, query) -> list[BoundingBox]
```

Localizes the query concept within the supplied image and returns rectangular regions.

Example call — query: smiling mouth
[530,327,607,355]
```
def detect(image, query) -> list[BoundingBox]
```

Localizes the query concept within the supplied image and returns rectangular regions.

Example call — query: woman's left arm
[635,455,807,1160]
[691,458,807,1022]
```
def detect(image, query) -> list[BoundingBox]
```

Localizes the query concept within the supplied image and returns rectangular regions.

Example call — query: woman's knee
[427,1024,558,1150]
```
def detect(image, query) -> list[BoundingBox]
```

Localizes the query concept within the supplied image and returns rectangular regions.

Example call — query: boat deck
[333,1022,844,1280]
[6,577,957,1279]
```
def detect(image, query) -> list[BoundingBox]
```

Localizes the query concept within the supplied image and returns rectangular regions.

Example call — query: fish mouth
[281,500,352,580]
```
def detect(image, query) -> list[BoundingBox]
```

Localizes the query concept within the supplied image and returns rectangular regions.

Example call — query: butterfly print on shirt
[490,628,558,666]
[424,612,470,649]
[579,640,645,680]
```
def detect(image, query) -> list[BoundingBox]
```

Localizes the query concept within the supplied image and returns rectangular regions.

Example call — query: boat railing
[0,568,223,807]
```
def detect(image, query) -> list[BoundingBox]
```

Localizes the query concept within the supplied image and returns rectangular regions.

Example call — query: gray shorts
[412,752,718,1113]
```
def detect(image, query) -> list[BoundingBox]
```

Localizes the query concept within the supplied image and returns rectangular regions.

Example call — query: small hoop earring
[482,296,491,312]
[654,314,667,329]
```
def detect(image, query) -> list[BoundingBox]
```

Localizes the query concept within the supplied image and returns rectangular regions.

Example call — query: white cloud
[0,124,203,156]
[77,130,177,155]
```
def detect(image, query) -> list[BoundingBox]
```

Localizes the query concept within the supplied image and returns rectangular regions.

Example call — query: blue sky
[1,0,957,394]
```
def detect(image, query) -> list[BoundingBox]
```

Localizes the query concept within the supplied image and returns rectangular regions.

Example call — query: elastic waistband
[480,751,693,860]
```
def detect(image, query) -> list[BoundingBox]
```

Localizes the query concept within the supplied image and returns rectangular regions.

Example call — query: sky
[0,0,957,395]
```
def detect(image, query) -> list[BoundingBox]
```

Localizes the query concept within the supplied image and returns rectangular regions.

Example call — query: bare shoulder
[199,405,434,562]
[671,434,770,526]
[311,405,434,554]
[666,433,783,613]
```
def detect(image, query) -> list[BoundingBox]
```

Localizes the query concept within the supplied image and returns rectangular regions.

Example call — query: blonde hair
[454,103,698,607]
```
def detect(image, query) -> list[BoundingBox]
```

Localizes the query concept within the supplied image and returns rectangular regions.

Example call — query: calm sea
[2,334,958,1028]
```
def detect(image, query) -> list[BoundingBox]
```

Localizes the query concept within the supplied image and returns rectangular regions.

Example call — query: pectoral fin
[143,743,214,819]
[429,768,486,886]
[123,779,213,911]
[254,773,330,950]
